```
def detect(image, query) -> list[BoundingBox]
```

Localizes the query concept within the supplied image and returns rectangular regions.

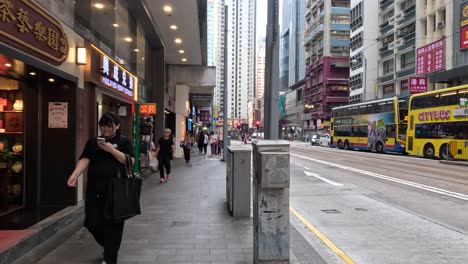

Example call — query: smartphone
[97,137,106,144]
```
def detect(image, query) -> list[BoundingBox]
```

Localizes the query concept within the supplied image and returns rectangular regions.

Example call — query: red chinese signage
[0,0,69,65]
[409,77,427,94]
[461,27,468,50]
[139,103,156,115]
[416,39,445,75]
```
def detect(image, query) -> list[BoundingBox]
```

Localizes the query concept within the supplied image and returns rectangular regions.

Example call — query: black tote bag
[105,154,142,222]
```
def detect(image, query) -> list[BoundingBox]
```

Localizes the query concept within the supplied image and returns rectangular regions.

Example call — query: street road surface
[288,142,468,264]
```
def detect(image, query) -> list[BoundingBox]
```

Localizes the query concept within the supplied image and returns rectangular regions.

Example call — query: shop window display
[0,76,24,215]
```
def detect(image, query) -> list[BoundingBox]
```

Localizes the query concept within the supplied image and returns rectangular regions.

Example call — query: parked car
[319,134,330,147]
[310,134,320,145]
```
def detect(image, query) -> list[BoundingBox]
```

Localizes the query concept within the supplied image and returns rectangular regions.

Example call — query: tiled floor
[36,152,322,264]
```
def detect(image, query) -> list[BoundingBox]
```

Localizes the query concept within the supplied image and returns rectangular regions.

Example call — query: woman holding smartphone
[67,112,134,264]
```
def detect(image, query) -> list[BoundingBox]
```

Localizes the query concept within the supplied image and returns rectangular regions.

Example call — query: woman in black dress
[155,128,175,183]
[67,112,134,264]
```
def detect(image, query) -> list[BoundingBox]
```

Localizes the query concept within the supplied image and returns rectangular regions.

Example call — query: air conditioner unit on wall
[389,42,396,50]
[437,21,445,29]
[395,13,403,21]
[388,16,396,26]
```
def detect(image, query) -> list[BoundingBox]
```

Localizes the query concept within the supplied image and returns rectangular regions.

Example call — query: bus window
[386,124,396,138]
[458,89,468,106]
[411,94,439,109]
[455,122,468,139]
[439,92,457,106]
[358,126,368,137]
[398,124,407,140]
[415,123,456,139]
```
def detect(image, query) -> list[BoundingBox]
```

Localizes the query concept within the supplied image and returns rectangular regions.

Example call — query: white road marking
[304,171,343,186]
[292,153,468,201]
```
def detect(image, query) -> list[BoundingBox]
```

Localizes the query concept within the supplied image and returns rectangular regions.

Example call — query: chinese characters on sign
[416,39,445,75]
[0,0,68,65]
[461,26,468,50]
[139,103,156,115]
[199,110,210,122]
[98,51,137,98]
[409,77,427,94]
[48,102,68,128]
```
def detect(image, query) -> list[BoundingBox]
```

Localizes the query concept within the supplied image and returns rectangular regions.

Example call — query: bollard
[252,141,290,263]
[226,145,252,218]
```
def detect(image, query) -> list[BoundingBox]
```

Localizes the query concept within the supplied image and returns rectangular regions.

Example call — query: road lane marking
[290,207,356,264]
[304,171,343,186]
[292,153,468,201]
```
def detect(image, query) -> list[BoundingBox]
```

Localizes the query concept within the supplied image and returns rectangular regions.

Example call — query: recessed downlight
[179,50,185,54]
[181,58,187,62]
[134,49,140,52]
[29,72,36,76]
[4,63,11,67]
[174,38,182,44]
[48,78,55,83]
[124,37,132,42]
[94,3,104,9]
[163,5,172,13]
[170,25,178,30]
[113,23,119,27]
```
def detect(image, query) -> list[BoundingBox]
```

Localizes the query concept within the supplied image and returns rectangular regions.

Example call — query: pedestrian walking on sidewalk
[197,131,204,154]
[155,128,175,183]
[210,131,219,155]
[203,132,209,154]
[67,112,134,264]
[181,133,192,163]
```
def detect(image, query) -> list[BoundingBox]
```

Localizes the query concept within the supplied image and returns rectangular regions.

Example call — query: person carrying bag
[67,112,137,264]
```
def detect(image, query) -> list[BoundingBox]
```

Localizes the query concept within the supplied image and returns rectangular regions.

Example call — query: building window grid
[349,73,363,91]
[350,32,363,51]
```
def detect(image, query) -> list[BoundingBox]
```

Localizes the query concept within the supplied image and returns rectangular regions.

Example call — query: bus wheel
[344,140,350,150]
[439,144,450,160]
[376,142,385,153]
[338,140,343,149]
[423,144,435,159]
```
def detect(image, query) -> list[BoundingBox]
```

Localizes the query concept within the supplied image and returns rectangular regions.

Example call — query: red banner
[0,0,69,65]
[409,77,427,94]
[461,27,468,50]
[416,39,445,75]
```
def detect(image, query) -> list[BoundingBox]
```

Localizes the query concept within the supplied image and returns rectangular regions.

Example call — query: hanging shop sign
[0,0,69,65]
[409,77,427,94]
[461,2,468,28]
[416,39,445,75]
[461,27,468,50]
[93,45,137,99]
[139,103,156,115]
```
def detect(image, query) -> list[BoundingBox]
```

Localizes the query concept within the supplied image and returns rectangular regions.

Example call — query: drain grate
[354,208,368,212]
[170,221,192,227]
[321,209,341,214]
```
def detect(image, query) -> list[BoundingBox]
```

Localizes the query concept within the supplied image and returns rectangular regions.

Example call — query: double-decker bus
[330,97,408,153]
[406,85,468,159]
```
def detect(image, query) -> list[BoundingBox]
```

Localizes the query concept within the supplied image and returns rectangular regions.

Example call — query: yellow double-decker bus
[330,97,408,153]
[406,85,468,159]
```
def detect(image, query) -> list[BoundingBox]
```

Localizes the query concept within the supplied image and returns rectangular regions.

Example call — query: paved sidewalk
[35,152,323,264]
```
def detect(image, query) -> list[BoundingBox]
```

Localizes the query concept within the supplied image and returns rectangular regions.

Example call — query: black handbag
[104,154,142,222]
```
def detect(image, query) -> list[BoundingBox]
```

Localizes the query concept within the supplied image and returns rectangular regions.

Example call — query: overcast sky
[256,0,267,44]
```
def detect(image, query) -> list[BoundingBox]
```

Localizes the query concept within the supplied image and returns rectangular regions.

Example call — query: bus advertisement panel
[331,97,407,153]
[406,86,468,159]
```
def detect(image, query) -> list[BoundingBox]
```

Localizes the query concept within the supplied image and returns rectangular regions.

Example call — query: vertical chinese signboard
[416,39,445,75]
[409,77,427,94]
[0,0,68,65]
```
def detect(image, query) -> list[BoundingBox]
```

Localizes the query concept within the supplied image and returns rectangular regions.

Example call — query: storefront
[85,44,137,146]
[0,0,84,228]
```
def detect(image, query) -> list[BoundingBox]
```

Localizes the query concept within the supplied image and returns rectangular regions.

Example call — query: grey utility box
[226,145,252,218]
[259,152,290,188]
[252,140,290,183]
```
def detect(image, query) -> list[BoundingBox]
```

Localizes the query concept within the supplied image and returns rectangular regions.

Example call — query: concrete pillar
[175,84,189,158]
[252,140,290,263]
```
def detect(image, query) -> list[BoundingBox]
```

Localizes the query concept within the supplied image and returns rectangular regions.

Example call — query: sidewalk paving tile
[36,151,325,264]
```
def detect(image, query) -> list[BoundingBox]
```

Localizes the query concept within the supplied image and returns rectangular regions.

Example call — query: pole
[264,0,280,139]
[134,103,140,172]
[363,56,367,102]
[222,5,229,161]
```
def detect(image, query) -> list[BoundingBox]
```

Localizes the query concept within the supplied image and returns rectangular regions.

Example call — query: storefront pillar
[174,85,190,158]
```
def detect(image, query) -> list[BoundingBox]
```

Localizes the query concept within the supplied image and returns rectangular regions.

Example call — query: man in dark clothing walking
[155,128,175,183]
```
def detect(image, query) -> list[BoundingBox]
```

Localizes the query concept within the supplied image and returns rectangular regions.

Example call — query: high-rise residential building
[256,38,266,104]
[226,0,256,120]
[377,0,417,98]
[303,0,350,129]
[208,0,226,110]
[348,0,379,104]
[279,0,306,138]
[417,0,453,89]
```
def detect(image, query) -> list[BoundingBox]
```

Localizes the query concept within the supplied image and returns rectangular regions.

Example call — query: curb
[440,160,468,167]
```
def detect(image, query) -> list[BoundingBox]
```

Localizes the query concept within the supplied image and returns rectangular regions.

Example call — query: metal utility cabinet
[226,145,252,218]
